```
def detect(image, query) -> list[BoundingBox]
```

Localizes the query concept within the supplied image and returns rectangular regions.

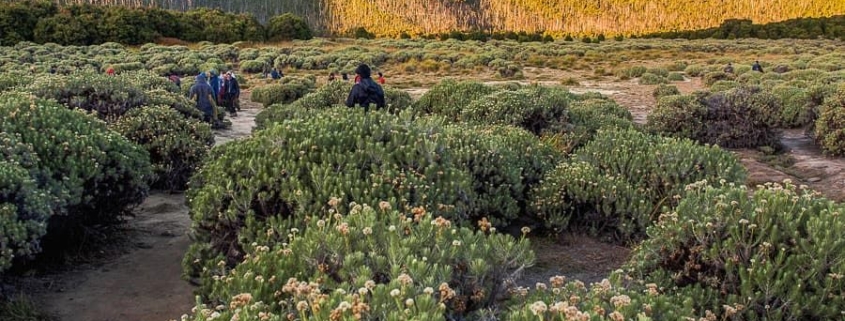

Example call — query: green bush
[667,72,685,81]
[0,92,150,229]
[615,66,647,79]
[251,76,317,107]
[683,64,705,77]
[184,109,476,289]
[626,181,845,320]
[703,71,735,86]
[0,160,52,272]
[461,86,573,135]
[186,203,534,321]
[652,84,680,98]
[530,129,746,241]
[266,13,312,41]
[771,85,813,128]
[709,80,739,92]
[412,79,496,119]
[560,98,635,151]
[813,87,845,156]
[239,60,266,74]
[647,87,782,149]
[110,106,213,191]
[639,73,668,85]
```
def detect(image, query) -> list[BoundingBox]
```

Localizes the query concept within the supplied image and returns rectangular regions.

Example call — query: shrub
[382,86,414,114]
[771,85,813,128]
[647,87,782,149]
[461,86,573,135]
[639,73,668,85]
[683,64,705,77]
[184,109,476,287]
[625,181,845,320]
[703,71,735,86]
[708,80,739,92]
[652,84,680,98]
[412,79,496,119]
[615,66,647,79]
[0,160,52,272]
[667,72,685,81]
[0,92,150,227]
[530,129,745,241]
[250,76,317,107]
[813,87,845,156]
[186,203,534,321]
[266,13,312,41]
[561,99,635,151]
[239,60,266,74]
[110,106,213,191]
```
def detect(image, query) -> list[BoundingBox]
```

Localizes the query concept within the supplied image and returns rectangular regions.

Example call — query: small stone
[807,177,822,183]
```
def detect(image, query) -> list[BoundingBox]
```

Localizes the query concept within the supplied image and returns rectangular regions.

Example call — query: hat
[354,64,371,78]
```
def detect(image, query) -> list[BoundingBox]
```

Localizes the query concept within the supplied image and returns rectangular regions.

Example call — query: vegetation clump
[813,86,845,156]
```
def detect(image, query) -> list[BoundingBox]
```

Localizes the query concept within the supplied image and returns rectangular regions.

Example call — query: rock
[807,177,822,183]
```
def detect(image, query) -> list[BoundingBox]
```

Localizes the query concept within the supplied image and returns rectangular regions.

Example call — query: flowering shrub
[530,129,745,241]
[0,92,151,224]
[111,106,214,191]
[184,109,475,284]
[625,181,845,320]
[647,87,782,149]
[183,203,534,321]
[504,275,696,321]
[813,86,845,156]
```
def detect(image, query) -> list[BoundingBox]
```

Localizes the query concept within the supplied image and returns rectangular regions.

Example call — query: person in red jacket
[106,66,115,76]
[377,72,386,84]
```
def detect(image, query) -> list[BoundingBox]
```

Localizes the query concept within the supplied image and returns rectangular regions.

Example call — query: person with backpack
[208,70,221,104]
[221,72,241,116]
[270,68,282,80]
[189,73,218,126]
[345,64,385,111]
[723,63,734,74]
[752,61,764,73]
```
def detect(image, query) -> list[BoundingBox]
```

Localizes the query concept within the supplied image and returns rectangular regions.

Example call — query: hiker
[354,74,361,84]
[341,73,349,81]
[221,72,241,116]
[377,72,386,84]
[752,61,764,73]
[189,73,218,126]
[345,64,385,112]
[169,74,181,89]
[106,66,115,76]
[723,63,734,74]
[328,72,337,82]
[209,70,221,104]
[270,68,282,80]
[49,66,56,74]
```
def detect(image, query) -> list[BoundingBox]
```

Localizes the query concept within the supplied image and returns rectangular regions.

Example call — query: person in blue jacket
[208,70,221,104]
[189,73,218,126]
[345,64,385,111]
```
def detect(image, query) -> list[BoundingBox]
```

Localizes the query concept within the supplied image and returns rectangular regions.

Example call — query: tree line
[643,16,845,40]
[0,2,312,46]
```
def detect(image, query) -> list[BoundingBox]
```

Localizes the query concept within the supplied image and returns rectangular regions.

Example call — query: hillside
[28,0,845,37]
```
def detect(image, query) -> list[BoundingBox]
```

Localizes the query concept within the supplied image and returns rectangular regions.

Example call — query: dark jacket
[223,77,240,97]
[189,74,215,115]
[270,69,282,79]
[209,74,220,98]
[345,78,385,110]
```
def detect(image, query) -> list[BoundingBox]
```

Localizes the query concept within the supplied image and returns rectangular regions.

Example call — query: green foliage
[560,98,635,151]
[110,106,213,191]
[266,13,312,41]
[813,87,845,156]
[647,87,782,149]
[709,80,739,92]
[639,73,668,85]
[667,72,685,81]
[0,92,151,224]
[186,203,534,321]
[683,64,705,77]
[239,60,266,74]
[530,129,746,241]
[184,109,476,288]
[0,294,53,321]
[652,84,680,98]
[461,86,573,135]
[412,79,496,119]
[771,85,813,128]
[615,66,647,79]
[703,71,735,86]
[0,159,51,271]
[626,181,845,320]
[250,76,317,107]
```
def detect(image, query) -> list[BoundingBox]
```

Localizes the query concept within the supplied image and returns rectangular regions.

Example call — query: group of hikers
[329,70,386,84]
[183,63,385,127]
[188,70,241,126]
[724,60,764,74]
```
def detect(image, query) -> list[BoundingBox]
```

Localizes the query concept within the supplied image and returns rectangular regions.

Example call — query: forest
[26,0,845,38]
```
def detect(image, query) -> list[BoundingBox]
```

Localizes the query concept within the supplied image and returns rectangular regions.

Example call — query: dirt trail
[33,96,261,321]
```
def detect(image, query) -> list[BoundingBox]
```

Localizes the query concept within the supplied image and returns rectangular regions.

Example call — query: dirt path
[32,97,262,321]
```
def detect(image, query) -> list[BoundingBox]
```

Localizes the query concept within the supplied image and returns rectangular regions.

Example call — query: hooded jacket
[345,77,385,110]
[189,73,215,114]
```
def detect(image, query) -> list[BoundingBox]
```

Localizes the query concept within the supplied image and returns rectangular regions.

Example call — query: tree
[267,13,312,41]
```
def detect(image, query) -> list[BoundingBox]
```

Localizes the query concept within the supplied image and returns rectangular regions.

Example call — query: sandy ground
[22,71,845,320]
[30,96,262,321]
